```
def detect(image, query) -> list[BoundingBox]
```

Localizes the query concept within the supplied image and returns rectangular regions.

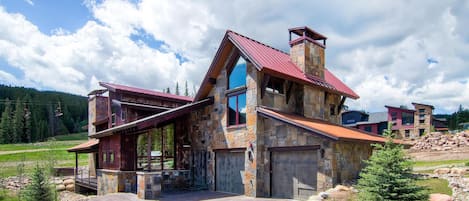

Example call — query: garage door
[271,149,318,200]
[215,150,245,194]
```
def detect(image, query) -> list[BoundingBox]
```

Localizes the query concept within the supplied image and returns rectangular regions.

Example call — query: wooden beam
[208,78,217,85]
[285,81,293,104]
[75,152,78,177]
[260,74,270,99]
[267,145,320,152]
[338,96,346,113]
[147,131,152,171]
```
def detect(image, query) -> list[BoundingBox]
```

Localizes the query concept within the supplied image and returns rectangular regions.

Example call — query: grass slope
[0,133,89,179]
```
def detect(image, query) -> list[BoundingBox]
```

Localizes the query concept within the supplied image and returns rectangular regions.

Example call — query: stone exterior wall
[256,117,335,196]
[303,86,341,124]
[189,57,259,196]
[333,141,372,184]
[413,104,433,136]
[97,170,136,195]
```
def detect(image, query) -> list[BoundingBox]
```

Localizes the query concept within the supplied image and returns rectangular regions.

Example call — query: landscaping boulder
[56,184,66,191]
[65,184,75,192]
[63,178,74,185]
[434,168,451,175]
[429,193,452,201]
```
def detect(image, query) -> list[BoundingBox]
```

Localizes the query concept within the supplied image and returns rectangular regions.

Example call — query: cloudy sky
[0,0,467,114]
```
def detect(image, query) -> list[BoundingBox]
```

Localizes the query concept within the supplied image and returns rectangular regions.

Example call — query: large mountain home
[69,26,389,200]
[342,102,448,138]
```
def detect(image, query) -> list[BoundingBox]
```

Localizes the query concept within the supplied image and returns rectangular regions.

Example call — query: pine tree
[23,164,54,201]
[23,95,33,142]
[166,87,171,94]
[184,81,189,96]
[175,82,180,95]
[357,125,428,201]
[13,98,25,143]
[0,99,13,144]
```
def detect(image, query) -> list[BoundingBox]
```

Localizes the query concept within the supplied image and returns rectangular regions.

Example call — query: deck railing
[75,167,97,189]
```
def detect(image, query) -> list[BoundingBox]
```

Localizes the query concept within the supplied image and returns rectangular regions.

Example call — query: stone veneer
[97,169,136,195]
[256,117,373,196]
[137,172,161,200]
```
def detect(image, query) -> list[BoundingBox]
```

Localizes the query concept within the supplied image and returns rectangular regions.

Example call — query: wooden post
[147,131,152,171]
[75,152,78,178]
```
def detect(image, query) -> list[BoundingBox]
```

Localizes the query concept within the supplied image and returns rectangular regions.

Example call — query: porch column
[75,152,78,177]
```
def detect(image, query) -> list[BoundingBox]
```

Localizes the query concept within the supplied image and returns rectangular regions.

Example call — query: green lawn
[48,132,88,141]
[413,159,469,167]
[416,178,452,195]
[0,134,89,179]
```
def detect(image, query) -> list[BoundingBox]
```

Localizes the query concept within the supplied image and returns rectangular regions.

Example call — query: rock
[318,192,329,199]
[450,167,466,175]
[434,168,451,175]
[334,184,350,191]
[65,184,75,192]
[429,193,452,201]
[63,179,74,185]
[56,184,66,191]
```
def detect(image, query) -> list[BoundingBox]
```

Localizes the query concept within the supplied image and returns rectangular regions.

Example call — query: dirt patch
[407,147,469,161]
[0,149,52,155]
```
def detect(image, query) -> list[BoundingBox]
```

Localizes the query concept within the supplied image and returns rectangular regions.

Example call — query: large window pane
[238,93,246,124]
[229,57,246,89]
[228,96,237,125]
[150,129,162,170]
[164,124,174,169]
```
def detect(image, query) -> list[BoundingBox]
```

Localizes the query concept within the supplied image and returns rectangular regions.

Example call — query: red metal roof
[67,139,99,153]
[227,31,359,99]
[258,107,396,143]
[99,82,193,102]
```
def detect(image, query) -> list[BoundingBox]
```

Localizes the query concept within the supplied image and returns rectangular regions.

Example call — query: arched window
[227,56,247,126]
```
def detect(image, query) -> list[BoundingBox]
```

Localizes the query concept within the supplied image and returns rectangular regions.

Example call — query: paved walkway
[88,191,295,201]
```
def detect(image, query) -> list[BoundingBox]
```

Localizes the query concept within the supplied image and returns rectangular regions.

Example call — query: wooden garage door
[271,149,318,200]
[215,150,245,194]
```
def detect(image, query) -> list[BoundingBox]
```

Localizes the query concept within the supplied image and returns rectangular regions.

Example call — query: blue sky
[0,0,468,114]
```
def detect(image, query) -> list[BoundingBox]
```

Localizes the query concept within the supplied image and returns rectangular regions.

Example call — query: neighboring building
[69,27,389,200]
[356,112,388,135]
[341,111,387,135]
[386,105,416,138]
[341,110,368,125]
[412,102,434,136]
[342,102,448,138]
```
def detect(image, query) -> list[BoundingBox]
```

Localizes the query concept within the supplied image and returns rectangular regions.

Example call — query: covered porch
[67,138,100,192]
[88,98,213,199]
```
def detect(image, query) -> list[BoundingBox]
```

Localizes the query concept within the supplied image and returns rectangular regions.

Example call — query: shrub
[23,164,54,201]
[357,125,429,201]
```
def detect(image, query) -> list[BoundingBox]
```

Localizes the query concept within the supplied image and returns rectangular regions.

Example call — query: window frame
[265,77,285,95]
[226,54,247,127]
[227,91,247,126]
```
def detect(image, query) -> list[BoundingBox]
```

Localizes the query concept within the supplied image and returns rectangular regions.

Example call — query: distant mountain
[0,85,87,143]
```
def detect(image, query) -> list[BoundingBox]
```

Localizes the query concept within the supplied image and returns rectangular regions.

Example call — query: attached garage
[215,149,245,194]
[270,146,318,200]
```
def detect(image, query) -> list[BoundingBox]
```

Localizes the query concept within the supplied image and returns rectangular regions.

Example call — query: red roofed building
[71,27,390,200]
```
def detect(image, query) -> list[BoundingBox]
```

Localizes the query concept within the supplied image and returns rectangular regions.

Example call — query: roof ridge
[227,30,289,55]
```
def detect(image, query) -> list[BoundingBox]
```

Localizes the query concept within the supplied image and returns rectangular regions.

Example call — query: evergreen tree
[23,164,54,201]
[13,98,25,143]
[184,81,189,96]
[175,82,180,95]
[0,99,13,144]
[166,87,171,94]
[23,95,33,142]
[357,125,428,201]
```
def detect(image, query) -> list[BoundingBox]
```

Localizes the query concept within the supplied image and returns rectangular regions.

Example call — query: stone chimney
[289,27,327,79]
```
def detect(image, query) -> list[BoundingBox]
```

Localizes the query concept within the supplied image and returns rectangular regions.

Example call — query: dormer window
[227,56,247,126]
[266,77,284,94]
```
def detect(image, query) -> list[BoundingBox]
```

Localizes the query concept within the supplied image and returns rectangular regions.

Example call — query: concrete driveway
[88,191,295,201]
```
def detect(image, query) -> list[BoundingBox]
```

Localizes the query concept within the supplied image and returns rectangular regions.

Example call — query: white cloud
[0,0,468,114]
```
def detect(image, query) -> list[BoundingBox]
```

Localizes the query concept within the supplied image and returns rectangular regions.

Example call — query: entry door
[271,150,318,200]
[215,150,245,194]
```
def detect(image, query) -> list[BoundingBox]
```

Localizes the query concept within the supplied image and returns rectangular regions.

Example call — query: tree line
[0,85,87,144]
[164,81,196,97]
[447,105,469,130]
